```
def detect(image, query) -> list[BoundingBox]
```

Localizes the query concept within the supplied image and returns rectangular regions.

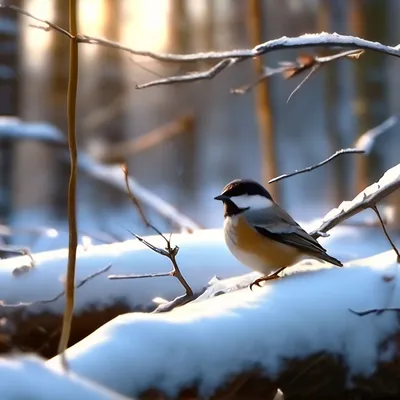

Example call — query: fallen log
[47,250,400,400]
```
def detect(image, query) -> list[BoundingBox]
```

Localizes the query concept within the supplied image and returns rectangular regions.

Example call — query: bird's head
[214,179,274,217]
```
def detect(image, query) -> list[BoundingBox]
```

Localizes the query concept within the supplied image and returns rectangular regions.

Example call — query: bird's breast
[224,215,300,274]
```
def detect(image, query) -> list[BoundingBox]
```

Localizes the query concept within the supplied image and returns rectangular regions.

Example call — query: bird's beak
[214,195,230,202]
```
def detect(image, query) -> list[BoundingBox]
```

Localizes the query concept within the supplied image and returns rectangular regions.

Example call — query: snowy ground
[46,249,400,398]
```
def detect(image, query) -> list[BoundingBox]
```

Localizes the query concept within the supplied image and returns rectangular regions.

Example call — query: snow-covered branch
[312,162,400,239]
[3,4,400,88]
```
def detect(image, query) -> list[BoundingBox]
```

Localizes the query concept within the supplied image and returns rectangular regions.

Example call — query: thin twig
[349,307,400,317]
[372,206,400,262]
[269,148,365,184]
[136,58,239,89]
[1,265,111,307]
[232,49,363,98]
[1,5,73,38]
[269,116,397,184]
[58,0,79,370]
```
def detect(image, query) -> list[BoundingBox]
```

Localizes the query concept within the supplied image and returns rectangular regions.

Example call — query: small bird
[214,179,343,290]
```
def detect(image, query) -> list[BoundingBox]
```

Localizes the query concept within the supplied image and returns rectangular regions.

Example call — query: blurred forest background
[0,0,399,253]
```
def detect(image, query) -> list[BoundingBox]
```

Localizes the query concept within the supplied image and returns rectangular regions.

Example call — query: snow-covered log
[0,355,133,400]
[47,250,400,400]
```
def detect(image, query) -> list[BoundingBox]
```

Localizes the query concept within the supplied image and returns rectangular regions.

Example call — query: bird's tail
[320,252,343,267]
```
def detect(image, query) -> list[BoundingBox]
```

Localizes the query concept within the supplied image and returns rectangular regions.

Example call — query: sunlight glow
[21,0,55,70]
[120,0,169,51]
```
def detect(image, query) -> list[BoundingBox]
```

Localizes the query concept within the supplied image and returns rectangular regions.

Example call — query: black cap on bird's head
[214,179,274,217]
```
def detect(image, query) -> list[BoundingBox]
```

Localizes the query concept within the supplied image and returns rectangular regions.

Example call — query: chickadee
[214,179,342,289]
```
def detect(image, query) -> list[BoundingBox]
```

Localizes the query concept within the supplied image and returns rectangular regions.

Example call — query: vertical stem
[58,0,79,368]
[247,0,279,201]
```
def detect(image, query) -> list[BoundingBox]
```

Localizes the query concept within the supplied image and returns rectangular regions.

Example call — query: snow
[0,222,396,317]
[0,229,248,315]
[48,250,400,398]
[0,355,131,400]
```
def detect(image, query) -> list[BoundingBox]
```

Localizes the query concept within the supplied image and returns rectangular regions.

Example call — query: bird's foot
[249,267,286,291]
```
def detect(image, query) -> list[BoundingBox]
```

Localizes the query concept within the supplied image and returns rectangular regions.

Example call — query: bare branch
[372,206,400,262]
[136,59,239,89]
[1,4,73,38]
[0,264,111,307]
[349,205,400,317]
[109,166,194,305]
[269,116,397,184]
[121,164,155,232]
[269,148,364,184]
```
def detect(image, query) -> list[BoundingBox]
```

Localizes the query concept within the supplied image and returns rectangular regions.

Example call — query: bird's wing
[244,207,327,254]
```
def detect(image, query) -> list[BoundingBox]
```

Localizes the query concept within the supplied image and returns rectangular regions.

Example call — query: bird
[214,179,343,290]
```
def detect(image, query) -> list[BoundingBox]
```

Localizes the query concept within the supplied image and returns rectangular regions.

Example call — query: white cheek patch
[231,194,273,210]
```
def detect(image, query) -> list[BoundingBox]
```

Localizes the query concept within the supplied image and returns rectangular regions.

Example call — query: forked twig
[232,49,363,100]
[108,165,194,311]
